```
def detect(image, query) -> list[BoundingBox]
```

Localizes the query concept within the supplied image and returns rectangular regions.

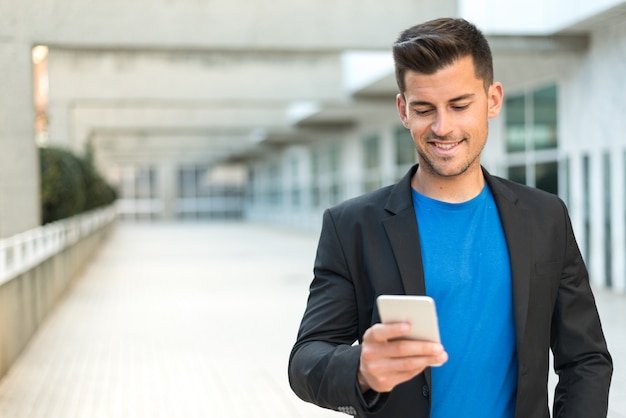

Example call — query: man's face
[396,55,503,181]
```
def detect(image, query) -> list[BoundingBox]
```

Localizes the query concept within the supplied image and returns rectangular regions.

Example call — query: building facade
[245,1,626,293]
[1,0,626,292]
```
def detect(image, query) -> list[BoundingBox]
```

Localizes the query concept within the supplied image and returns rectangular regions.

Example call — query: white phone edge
[376,295,441,344]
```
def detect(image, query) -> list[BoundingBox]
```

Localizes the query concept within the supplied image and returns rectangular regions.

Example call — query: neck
[411,165,485,203]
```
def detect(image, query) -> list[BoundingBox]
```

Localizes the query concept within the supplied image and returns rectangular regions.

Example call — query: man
[288,17,612,417]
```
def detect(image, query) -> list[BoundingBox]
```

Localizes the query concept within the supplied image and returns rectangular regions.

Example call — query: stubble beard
[416,135,484,179]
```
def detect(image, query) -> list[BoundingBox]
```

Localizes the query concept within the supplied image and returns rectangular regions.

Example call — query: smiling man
[289,18,612,418]
[398,53,499,202]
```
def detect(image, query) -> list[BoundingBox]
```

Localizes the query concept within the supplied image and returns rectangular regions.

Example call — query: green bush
[75,156,118,211]
[40,146,117,224]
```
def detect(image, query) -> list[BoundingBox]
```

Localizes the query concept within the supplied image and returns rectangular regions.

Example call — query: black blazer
[289,165,612,417]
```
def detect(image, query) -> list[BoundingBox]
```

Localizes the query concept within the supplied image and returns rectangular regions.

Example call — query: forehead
[402,56,484,102]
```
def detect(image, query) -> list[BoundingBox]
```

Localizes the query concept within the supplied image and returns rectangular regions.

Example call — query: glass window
[329,143,340,173]
[363,134,380,170]
[506,85,558,154]
[394,126,416,166]
[535,161,558,195]
[582,154,591,264]
[311,149,321,207]
[505,95,526,153]
[246,169,255,204]
[178,166,195,198]
[328,143,342,204]
[267,163,281,205]
[290,157,301,207]
[507,165,526,186]
[504,84,559,195]
[136,167,157,199]
[363,134,381,192]
[532,85,558,150]
[196,166,211,198]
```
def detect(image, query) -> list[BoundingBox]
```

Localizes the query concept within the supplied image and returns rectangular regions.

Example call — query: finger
[387,339,446,358]
[363,322,411,342]
[361,342,447,377]
[430,349,449,367]
[378,349,447,373]
[360,354,445,393]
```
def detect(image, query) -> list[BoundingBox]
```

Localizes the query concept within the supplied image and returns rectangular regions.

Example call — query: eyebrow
[408,93,476,107]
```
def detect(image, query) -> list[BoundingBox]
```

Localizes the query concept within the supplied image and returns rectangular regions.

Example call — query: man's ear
[396,94,409,128]
[487,82,504,119]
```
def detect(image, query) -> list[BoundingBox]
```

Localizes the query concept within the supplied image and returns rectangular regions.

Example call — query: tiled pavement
[0,222,623,417]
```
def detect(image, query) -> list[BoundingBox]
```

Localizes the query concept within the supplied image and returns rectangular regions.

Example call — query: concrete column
[588,151,606,288]
[159,162,177,220]
[0,41,40,238]
[379,124,395,186]
[343,134,363,199]
[610,149,625,293]
[568,152,585,255]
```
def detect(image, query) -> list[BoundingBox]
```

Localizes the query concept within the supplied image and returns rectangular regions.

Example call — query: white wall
[560,19,626,291]
[0,41,40,238]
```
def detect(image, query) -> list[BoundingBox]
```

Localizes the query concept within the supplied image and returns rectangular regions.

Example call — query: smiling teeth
[435,142,458,150]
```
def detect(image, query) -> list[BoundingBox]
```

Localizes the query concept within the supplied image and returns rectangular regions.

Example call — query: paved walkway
[0,221,623,417]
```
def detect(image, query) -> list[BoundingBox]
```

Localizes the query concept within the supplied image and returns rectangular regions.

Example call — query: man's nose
[431,111,453,136]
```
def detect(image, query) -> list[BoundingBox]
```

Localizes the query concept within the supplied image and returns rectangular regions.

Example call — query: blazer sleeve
[550,200,613,417]
[288,208,386,416]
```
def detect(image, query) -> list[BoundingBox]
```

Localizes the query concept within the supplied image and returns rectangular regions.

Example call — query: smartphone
[376,295,441,343]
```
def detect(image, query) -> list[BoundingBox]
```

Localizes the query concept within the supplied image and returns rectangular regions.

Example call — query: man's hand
[358,322,448,393]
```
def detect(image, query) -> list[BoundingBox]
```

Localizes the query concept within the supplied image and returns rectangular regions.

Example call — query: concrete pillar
[588,151,605,288]
[380,124,395,186]
[0,41,40,238]
[568,152,585,257]
[159,162,177,220]
[610,149,625,293]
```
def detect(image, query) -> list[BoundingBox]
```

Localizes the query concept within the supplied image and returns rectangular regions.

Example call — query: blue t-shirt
[412,185,518,418]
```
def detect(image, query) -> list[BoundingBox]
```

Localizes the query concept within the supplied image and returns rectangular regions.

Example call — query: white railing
[0,205,116,286]
[116,198,163,218]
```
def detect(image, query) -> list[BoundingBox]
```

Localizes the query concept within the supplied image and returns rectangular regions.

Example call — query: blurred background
[1,0,625,416]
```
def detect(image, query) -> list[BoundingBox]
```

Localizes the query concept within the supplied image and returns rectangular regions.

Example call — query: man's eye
[452,104,469,111]
[414,109,433,116]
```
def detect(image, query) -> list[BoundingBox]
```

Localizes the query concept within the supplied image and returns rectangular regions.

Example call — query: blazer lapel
[382,165,426,296]
[382,165,431,387]
[484,170,531,353]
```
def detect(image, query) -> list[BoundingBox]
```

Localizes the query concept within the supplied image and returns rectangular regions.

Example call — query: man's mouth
[434,141,462,150]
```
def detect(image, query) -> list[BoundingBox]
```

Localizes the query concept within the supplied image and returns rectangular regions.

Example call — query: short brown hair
[393,18,493,94]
